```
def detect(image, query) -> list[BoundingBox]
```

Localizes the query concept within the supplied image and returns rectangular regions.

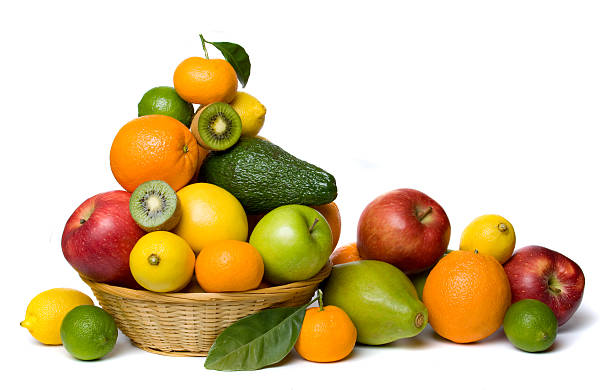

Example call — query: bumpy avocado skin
[198,138,337,214]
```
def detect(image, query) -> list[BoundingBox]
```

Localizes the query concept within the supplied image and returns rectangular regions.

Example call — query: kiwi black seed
[195,102,242,150]
[129,180,181,232]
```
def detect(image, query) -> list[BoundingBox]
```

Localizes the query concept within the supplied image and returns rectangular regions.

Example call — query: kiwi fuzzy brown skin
[190,102,242,151]
[129,180,182,232]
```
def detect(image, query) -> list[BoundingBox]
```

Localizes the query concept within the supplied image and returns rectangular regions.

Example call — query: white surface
[3,1,609,389]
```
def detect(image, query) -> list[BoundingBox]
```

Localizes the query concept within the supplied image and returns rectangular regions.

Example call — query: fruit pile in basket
[61,35,339,295]
[22,35,340,361]
[21,34,586,370]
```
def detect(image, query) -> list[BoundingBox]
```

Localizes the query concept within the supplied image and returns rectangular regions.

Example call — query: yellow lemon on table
[460,214,516,264]
[130,231,196,292]
[229,92,266,137]
[21,288,94,345]
[173,183,248,254]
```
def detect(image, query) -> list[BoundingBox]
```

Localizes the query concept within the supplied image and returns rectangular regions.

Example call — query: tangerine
[311,202,341,251]
[330,243,361,266]
[195,240,263,292]
[295,301,357,363]
[173,57,238,105]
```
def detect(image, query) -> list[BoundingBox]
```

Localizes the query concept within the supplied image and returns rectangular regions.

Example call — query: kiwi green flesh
[197,102,242,151]
[129,180,181,232]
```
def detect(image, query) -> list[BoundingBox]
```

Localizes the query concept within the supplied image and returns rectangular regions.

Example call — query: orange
[195,240,264,292]
[311,202,341,251]
[330,243,362,266]
[422,250,511,343]
[173,57,238,105]
[110,115,198,192]
[295,305,357,363]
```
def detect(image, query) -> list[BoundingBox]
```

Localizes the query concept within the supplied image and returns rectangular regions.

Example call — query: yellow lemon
[21,288,94,345]
[460,214,516,264]
[130,231,195,292]
[229,92,266,137]
[173,183,248,254]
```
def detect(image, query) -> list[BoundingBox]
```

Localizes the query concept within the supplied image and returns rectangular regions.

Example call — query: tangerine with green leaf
[295,291,357,363]
[173,35,239,105]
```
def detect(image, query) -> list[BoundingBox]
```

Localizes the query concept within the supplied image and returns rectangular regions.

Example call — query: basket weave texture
[81,262,331,357]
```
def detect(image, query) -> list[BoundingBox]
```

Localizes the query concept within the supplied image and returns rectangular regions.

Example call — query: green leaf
[204,299,313,371]
[207,40,251,88]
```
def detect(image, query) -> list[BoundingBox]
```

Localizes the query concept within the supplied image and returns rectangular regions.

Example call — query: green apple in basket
[249,205,333,284]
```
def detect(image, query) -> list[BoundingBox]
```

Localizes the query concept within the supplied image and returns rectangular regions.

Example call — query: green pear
[322,260,428,345]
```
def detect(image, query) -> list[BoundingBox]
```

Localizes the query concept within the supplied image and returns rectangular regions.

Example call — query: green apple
[249,205,333,284]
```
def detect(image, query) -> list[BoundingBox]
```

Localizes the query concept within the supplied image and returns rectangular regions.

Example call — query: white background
[3,1,610,389]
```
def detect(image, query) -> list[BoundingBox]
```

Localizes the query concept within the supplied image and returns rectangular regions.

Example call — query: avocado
[198,138,337,214]
[322,260,428,345]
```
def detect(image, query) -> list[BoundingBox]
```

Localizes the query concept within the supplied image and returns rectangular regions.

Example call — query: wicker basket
[80,262,331,357]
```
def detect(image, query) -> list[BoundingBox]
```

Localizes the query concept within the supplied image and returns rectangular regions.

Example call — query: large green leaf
[208,40,251,88]
[204,300,313,371]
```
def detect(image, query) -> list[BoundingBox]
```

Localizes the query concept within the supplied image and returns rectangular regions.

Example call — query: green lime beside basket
[60,305,118,361]
[503,299,558,352]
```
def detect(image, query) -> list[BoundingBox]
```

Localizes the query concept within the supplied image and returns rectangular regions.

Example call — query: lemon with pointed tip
[229,92,266,137]
[21,288,94,345]
[130,231,196,292]
[460,214,516,264]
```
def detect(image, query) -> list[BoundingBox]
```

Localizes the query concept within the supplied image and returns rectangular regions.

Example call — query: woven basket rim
[80,261,332,303]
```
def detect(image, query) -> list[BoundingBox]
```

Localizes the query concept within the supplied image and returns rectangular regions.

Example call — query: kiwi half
[129,180,181,232]
[191,102,242,150]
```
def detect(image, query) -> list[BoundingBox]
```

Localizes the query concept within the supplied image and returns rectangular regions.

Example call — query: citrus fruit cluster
[21,288,117,360]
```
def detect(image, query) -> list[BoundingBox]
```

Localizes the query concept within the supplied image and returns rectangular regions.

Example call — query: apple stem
[316,289,324,311]
[309,218,319,234]
[547,275,563,295]
[79,218,86,225]
[416,206,433,222]
[498,223,508,232]
[148,254,160,266]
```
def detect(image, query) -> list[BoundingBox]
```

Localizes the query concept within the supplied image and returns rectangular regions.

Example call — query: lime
[138,86,194,127]
[460,214,516,264]
[60,305,118,361]
[503,299,557,352]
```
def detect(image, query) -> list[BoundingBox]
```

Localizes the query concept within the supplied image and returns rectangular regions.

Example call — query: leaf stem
[316,289,324,311]
[199,34,209,59]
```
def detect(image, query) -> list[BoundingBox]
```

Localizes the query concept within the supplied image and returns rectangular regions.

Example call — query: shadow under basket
[80,262,332,357]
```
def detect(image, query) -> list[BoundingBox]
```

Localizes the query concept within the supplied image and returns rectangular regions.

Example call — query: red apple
[357,189,451,274]
[504,245,585,326]
[61,191,144,287]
